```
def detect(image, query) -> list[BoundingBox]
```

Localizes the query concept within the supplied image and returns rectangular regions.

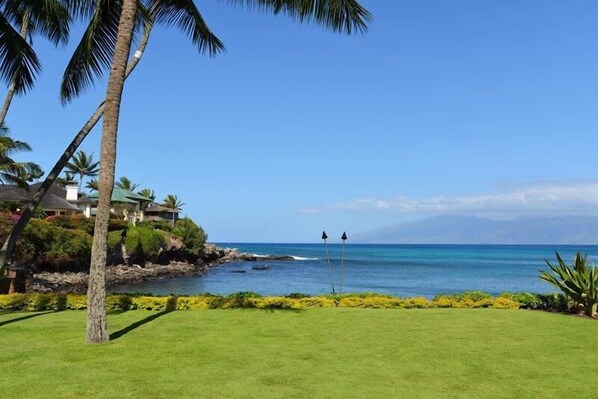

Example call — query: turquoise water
[112,244,598,297]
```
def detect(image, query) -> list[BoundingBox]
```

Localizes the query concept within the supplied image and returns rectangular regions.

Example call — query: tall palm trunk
[87,0,138,344]
[0,12,31,125]
[78,173,84,192]
[0,24,151,274]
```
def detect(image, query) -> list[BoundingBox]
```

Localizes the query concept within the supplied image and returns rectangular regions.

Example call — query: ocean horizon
[112,243,598,297]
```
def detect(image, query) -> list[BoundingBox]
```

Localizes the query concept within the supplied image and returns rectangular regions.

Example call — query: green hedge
[0,292,528,311]
[124,226,165,259]
[14,219,93,271]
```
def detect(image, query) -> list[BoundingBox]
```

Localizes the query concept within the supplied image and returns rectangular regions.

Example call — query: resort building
[88,187,153,224]
[144,204,181,223]
[0,183,93,217]
[0,184,153,223]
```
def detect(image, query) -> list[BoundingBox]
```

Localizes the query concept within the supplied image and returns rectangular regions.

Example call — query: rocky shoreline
[29,244,294,294]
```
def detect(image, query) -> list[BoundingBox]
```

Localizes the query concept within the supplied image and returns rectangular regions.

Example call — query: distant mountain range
[353,215,598,244]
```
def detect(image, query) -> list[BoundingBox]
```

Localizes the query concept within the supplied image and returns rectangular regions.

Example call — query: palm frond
[26,0,72,45]
[60,0,122,103]
[116,176,140,191]
[0,11,41,93]
[58,0,97,19]
[220,0,372,35]
[0,160,43,188]
[3,0,72,45]
[149,0,224,56]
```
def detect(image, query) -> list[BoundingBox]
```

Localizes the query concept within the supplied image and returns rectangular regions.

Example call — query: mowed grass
[0,309,596,398]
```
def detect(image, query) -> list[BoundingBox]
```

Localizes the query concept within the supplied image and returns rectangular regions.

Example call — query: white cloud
[297,181,598,218]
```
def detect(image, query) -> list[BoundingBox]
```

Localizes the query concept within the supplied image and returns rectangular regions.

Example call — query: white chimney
[65,184,78,202]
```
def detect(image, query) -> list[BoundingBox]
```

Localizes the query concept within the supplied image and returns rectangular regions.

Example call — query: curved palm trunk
[0,12,31,125]
[0,24,151,273]
[87,0,139,344]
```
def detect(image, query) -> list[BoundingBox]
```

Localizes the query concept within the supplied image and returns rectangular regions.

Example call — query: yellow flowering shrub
[131,296,168,310]
[175,296,211,310]
[338,296,364,308]
[0,292,524,311]
[491,297,520,310]
[66,294,87,309]
[297,296,335,308]
[0,294,29,310]
[400,297,432,309]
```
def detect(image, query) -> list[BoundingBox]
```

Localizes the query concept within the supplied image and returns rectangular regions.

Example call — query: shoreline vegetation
[0,290,588,317]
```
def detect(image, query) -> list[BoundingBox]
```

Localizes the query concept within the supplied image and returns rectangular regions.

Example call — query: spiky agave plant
[540,252,598,317]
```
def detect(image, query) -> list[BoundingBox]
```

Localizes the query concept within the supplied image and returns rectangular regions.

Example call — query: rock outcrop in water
[28,244,294,293]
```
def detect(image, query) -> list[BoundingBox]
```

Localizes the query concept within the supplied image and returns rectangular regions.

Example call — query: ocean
[111,244,598,297]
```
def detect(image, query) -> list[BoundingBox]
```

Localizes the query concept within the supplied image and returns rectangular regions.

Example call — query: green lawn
[0,309,596,398]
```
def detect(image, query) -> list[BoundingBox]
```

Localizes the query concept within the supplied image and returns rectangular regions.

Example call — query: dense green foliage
[0,214,207,271]
[124,225,165,260]
[540,252,598,317]
[0,217,92,271]
[0,309,596,398]
[172,217,207,254]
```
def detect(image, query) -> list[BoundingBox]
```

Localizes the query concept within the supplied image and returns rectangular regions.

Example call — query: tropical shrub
[400,297,433,309]
[45,214,95,234]
[173,217,207,255]
[11,219,93,271]
[540,252,598,317]
[499,292,542,309]
[68,214,95,234]
[491,297,520,310]
[125,226,165,260]
[0,292,560,312]
[297,296,336,308]
[152,220,174,232]
[108,218,128,231]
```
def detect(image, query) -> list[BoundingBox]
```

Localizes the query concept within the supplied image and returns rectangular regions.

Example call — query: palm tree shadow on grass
[0,311,53,327]
[110,297,178,341]
[109,310,172,341]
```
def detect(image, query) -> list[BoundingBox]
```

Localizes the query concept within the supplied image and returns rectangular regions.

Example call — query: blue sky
[4,0,598,242]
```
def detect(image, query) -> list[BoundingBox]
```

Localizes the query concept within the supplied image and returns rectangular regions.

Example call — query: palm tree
[2,0,372,343]
[56,171,76,187]
[12,163,44,184]
[0,18,153,278]
[65,150,99,192]
[138,188,155,202]
[115,176,139,191]
[0,125,42,188]
[138,188,155,210]
[85,0,370,344]
[162,194,185,226]
[0,0,71,124]
[85,178,98,192]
